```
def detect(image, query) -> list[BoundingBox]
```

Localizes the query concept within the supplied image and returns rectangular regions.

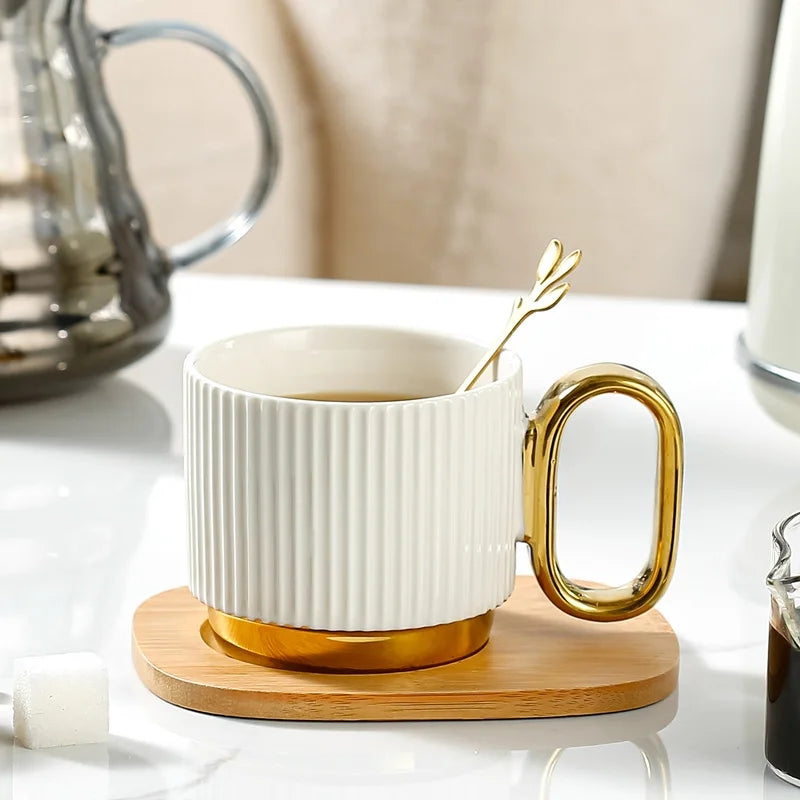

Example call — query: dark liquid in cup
[766,623,800,778]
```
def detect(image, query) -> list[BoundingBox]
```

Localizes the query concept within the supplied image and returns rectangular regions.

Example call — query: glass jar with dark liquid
[766,511,800,786]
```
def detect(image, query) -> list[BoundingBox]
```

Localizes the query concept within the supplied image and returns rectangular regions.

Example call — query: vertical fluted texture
[186,371,523,631]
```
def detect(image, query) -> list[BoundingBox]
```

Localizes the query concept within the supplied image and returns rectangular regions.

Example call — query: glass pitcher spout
[765,511,800,786]
[767,512,800,649]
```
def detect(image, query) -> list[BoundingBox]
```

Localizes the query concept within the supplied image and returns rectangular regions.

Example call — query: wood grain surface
[132,577,679,721]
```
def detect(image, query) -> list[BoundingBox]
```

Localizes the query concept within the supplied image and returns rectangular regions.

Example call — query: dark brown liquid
[766,623,800,777]
[285,391,424,402]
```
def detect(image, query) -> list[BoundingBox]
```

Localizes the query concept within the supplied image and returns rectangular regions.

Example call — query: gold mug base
[205,607,494,673]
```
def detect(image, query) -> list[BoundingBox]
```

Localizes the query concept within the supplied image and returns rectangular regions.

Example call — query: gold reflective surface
[523,363,683,621]
[456,239,581,393]
[206,607,494,673]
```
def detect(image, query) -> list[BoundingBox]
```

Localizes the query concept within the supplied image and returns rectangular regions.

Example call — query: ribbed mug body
[184,326,524,631]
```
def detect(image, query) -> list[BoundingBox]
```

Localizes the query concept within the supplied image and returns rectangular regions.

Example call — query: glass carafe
[0,0,278,399]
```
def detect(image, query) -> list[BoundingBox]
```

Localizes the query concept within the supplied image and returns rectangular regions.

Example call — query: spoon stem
[455,305,527,393]
[454,239,581,394]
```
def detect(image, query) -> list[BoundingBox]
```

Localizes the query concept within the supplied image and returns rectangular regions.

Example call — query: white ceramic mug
[184,326,683,671]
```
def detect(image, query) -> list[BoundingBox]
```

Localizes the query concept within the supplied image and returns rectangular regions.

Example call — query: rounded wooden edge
[132,579,679,721]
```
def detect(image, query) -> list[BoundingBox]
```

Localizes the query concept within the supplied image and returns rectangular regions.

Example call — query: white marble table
[0,273,797,799]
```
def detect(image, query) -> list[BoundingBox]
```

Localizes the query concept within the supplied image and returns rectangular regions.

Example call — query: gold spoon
[455,239,582,393]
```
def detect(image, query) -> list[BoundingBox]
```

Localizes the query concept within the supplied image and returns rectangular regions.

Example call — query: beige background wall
[90,0,780,299]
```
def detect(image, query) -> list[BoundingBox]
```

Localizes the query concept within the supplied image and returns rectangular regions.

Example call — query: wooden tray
[132,577,679,721]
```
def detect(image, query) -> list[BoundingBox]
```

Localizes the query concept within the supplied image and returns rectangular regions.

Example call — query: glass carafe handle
[98,22,279,269]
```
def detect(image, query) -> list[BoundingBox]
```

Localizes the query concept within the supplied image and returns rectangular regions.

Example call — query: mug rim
[184,323,523,405]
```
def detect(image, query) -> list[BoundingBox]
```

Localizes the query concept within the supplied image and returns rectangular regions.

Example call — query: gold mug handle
[523,363,683,622]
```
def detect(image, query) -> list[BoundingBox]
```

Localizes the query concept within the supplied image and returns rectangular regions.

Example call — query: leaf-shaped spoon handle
[454,239,581,393]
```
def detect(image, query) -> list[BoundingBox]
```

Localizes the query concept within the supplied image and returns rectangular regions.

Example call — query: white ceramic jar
[742,0,800,434]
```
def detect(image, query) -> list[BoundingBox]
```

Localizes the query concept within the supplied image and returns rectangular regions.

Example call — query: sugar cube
[13,652,108,749]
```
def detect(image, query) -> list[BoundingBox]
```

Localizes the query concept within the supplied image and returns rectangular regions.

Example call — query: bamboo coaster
[132,576,678,721]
